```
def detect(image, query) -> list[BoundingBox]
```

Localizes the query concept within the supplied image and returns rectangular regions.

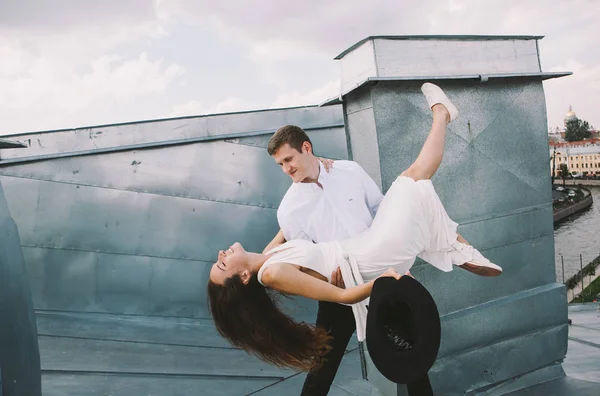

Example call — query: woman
[207,83,502,372]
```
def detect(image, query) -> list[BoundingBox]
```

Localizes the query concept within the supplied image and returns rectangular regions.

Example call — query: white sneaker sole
[460,261,503,277]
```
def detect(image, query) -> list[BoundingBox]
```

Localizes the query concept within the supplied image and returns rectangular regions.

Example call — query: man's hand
[331,267,345,289]
[318,157,334,173]
[377,268,413,280]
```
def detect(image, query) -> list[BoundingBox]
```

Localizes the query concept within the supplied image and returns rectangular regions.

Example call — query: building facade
[550,139,600,177]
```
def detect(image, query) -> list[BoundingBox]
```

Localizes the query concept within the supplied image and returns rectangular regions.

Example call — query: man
[263,124,383,395]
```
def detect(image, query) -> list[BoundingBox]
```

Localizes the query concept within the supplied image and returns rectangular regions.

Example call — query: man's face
[272,142,312,183]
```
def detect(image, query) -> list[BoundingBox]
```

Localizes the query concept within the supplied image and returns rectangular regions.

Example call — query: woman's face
[209,242,249,285]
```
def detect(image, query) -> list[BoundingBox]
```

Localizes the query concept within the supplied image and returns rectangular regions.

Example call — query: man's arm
[278,208,312,243]
[262,229,286,254]
[263,210,312,254]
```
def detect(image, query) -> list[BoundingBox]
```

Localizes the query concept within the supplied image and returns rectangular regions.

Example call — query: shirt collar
[317,160,327,183]
[292,160,327,191]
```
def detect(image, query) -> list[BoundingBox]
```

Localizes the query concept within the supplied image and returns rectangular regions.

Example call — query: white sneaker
[452,241,503,277]
[421,82,459,122]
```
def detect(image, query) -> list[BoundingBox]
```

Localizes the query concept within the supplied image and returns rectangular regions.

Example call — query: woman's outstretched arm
[262,264,401,304]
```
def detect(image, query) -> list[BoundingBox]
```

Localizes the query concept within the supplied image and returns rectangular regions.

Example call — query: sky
[1,0,598,136]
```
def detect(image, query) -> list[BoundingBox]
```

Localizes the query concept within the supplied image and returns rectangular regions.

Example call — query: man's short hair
[267,125,313,155]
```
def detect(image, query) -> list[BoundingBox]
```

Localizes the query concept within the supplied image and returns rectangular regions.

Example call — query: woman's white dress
[259,176,474,282]
[257,176,477,340]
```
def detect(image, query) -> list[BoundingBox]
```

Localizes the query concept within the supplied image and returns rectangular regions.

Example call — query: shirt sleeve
[277,209,312,242]
[353,162,384,217]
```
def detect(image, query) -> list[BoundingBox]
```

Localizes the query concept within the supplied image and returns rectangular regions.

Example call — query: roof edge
[320,71,572,106]
[334,35,546,60]
[0,138,28,149]
[0,104,324,139]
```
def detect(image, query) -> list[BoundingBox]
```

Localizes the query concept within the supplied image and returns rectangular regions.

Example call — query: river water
[553,186,600,283]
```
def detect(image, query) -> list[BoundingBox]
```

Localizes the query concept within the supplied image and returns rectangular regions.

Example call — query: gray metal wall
[0,106,347,320]
[343,79,567,395]
[0,180,42,396]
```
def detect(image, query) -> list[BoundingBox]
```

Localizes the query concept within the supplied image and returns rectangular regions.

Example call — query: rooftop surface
[38,304,599,395]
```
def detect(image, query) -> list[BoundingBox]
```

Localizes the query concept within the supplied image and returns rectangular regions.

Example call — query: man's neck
[300,157,321,185]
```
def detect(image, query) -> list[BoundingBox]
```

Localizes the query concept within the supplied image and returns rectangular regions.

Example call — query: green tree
[565,118,591,142]
[559,163,569,186]
[551,146,557,184]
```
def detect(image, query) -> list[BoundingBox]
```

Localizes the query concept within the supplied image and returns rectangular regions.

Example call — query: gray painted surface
[344,79,570,394]
[0,181,42,396]
[0,105,360,395]
[331,36,572,100]
[0,106,344,163]
[338,36,573,395]
[0,105,348,321]
[0,138,27,149]
[36,310,370,396]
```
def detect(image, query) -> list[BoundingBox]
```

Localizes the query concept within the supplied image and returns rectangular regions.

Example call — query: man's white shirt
[277,160,384,243]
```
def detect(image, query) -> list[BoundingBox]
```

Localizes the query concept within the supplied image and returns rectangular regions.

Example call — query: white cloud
[448,0,465,13]
[170,97,257,117]
[153,0,600,130]
[157,0,430,56]
[0,51,184,111]
[271,80,340,108]
[248,39,327,63]
[0,4,182,134]
[544,59,600,129]
[550,60,600,85]
[1,0,599,134]
[0,0,156,31]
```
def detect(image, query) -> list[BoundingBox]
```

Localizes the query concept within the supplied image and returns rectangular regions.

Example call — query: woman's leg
[401,83,458,182]
[401,104,450,181]
[456,233,469,244]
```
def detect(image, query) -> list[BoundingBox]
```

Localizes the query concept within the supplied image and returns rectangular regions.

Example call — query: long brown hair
[207,273,332,371]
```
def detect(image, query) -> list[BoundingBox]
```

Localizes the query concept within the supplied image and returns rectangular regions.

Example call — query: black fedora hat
[366,275,441,385]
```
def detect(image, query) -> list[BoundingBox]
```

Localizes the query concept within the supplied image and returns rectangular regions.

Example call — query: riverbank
[570,270,600,303]
[555,179,600,187]
[553,187,593,224]
[566,254,600,303]
[553,186,600,288]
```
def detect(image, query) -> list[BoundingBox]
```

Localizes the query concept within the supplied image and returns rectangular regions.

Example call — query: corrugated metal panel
[0,142,290,209]
[0,106,344,163]
[0,174,282,260]
[0,104,346,321]
[343,75,568,394]
[0,104,358,395]
[232,126,349,160]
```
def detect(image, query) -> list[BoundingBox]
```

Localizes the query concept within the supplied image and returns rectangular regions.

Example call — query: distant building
[547,105,598,142]
[564,105,577,126]
[549,138,600,177]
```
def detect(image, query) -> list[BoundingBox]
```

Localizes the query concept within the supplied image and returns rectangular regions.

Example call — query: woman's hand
[318,157,334,172]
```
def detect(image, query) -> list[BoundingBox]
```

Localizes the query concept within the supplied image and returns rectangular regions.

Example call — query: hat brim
[366,276,441,384]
